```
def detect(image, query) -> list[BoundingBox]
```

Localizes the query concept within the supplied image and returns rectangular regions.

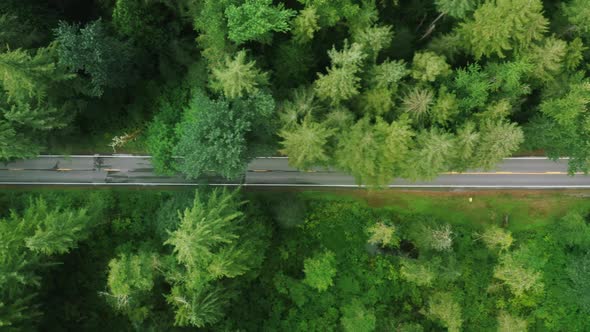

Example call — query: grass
[296,189,590,232]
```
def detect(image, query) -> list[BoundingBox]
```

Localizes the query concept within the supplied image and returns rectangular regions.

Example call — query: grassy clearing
[296,189,590,232]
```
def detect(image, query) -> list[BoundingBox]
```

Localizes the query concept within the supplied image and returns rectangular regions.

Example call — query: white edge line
[0,182,589,189]
[35,155,569,161]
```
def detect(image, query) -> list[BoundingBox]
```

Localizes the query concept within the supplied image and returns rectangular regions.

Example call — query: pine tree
[0,47,69,102]
[292,6,320,44]
[225,0,295,45]
[210,50,268,99]
[279,115,335,170]
[562,0,590,34]
[458,0,548,59]
[335,116,414,186]
[411,51,451,82]
[473,120,523,170]
[405,129,455,180]
[0,121,39,161]
[315,43,367,105]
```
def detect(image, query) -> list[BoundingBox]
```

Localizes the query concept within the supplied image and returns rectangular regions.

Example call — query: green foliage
[0,46,70,103]
[225,0,295,45]
[211,50,269,99]
[335,116,414,186]
[340,299,376,332]
[472,120,524,170]
[106,251,157,323]
[0,121,38,161]
[497,311,527,332]
[458,0,548,59]
[411,51,451,82]
[494,251,544,297]
[477,225,513,253]
[303,250,337,292]
[297,0,360,27]
[435,0,479,18]
[539,80,590,173]
[315,43,367,105]
[292,6,320,44]
[367,222,399,248]
[452,64,491,111]
[562,0,590,34]
[400,259,436,287]
[405,129,455,180]
[23,199,90,255]
[174,91,274,179]
[279,115,335,170]
[352,25,393,63]
[0,196,94,329]
[426,292,463,332]
[402,87,434,123]
[553,211,590,247]
[54,19,134,97]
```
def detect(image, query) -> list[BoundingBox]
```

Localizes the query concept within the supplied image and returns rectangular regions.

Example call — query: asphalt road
[0,155,588,188]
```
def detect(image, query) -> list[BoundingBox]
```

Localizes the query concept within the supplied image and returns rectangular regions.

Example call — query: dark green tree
[54,19,134,97]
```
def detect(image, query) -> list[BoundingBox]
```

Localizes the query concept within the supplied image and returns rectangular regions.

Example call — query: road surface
[0,155,588,189]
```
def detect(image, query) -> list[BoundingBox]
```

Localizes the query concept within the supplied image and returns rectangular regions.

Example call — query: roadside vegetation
[2,188,590,331]
[1,1,590,184]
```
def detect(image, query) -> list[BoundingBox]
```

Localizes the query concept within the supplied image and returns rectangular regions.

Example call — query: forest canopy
[1,189,590,331]
[0,0,589,184]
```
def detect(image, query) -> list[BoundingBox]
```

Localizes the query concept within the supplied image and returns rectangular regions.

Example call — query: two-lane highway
[0,155,588,188]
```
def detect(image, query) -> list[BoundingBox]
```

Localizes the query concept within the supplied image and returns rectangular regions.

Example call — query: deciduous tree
[303,250,337,292]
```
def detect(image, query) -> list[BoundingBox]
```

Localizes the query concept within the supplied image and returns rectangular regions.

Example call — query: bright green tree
[292,6,320,43]
[472,120,523,170]
[402,87,434,123]
[303,250,337,292]
[477,225,513,253]
[494,253,544,297]
[210,50,268,99]
[400,259,436,287]
[435,0,479,18]
[279,115,335,170]
[225,0,295,45]
[335,116,414,186]
[297,0,360,27]
[411,51,451,82]
[367,222,400,248]
[538,80,590,173]
[106,251,158,324]
[458,0,548,59]
[497,311,528,332]
[0,197,92,329]
[352,25,393,63]
[0,47,69,102]
[164,189,268,327]
[405,129,455,180]
[426,292,463,332]
[315,43,366,105]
